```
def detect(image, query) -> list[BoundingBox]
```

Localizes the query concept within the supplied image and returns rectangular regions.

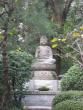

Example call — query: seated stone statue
[31,36,55,70]
[35,36,55,64]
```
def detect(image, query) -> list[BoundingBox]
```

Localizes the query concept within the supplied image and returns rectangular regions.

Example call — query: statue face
[40,36,48,45]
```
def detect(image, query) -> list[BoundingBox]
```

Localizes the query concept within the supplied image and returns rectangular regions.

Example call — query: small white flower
[18,34,23,41]
[22,39,25,42]
[74,29,77,31]
[19,23,23,29]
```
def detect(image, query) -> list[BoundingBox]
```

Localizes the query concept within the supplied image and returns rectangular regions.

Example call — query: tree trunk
[1,30,10,110]
[0,1,15,109]
[46,0,74,24]
[0,12,12,109]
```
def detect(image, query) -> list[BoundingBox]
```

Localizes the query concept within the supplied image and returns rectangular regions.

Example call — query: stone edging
[25,91,60,95]
[24,106,51,110]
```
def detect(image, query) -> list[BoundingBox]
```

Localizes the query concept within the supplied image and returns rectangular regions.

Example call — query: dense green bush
[8,106,22,110]
[61,58,73,75]
[74,76,83,90]
[9,51,33,103]
[52,91,83,107]
[0,51,33,108]
[61,65,83,90]
[53,100,83,110]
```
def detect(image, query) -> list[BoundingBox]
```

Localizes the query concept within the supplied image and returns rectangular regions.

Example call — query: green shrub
[0,51,33,109]
[74,76,83,90]
[61,58,73,75]
[8,100,24,110]
[53,100,83,110]
[61,65,83,90]
[38,86,49,91]
[8,107,22,110]
[52,91,83,107]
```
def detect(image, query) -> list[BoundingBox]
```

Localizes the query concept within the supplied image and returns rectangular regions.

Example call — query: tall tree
[46,0,74,24]
[0,1,14,109]
[0,0,25,109]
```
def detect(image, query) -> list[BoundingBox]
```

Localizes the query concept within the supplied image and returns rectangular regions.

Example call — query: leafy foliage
[0,50,33,106]
[52,91,83,107]
[53,100,83,110]
[0,0,83,109]
[23,0,62,55]
[63,0,83,34]
[61,65,83,90]
[25,0,56,36]
[61,58,73,74]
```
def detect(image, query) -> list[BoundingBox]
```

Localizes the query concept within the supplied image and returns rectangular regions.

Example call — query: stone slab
[22,94,55,107]
[26,91,60,95]
[24,106,51,110]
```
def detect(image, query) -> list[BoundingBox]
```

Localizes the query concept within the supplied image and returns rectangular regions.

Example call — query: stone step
[24,106,51,110]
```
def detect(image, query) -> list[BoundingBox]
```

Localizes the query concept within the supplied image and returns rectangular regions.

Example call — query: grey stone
[31,36,56,80]
[27,36,58,91]
[23,94,55,106]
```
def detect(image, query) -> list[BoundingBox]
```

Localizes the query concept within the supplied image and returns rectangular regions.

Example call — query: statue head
[40,36,48,45]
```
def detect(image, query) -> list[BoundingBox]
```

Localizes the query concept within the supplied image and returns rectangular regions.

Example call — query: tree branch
[62,0,74,22]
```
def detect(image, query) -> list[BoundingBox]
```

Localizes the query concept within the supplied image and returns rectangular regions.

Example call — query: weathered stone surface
[25,80,60,91]
[31,36,56,80]
[23,36,60,110]
[32,64,55,71]
[33,71,54,80]
[28,36,57,91]
[35,36,52,59]
[24,106,51,110]
[31,36,55,70]
[23,94,55,106]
